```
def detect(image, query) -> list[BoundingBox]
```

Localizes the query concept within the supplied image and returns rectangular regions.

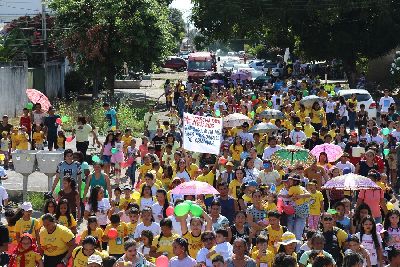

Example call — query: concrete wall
[0,62,28,117]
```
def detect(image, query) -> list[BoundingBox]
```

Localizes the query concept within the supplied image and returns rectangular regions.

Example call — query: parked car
[163,57,187,71]
[248,60,265,71]
[337,89,377,119]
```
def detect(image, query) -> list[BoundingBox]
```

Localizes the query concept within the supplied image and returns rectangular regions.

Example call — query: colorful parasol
[270,145,315,168]
[322,174,380,191]
[170,181,220,195]
[310,143,343,162]
[26,89,51,111]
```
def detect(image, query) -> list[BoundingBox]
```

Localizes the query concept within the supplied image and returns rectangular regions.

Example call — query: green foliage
[27,192,45,211]
[53,97,148,136]
[390,51,400,87]
[192,0,400,86]
[168,8,186,52]
[49,0,175,94]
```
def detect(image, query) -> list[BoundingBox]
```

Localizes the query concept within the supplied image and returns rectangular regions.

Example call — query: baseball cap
[21,202,33,211]
[295,123,302,128]
[247,180,258,187]
[226,161,234,167]
[87,254,102,265]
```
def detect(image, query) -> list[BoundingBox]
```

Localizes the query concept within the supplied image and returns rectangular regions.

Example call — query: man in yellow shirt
[256,99,269,114]
[303,117,315,138]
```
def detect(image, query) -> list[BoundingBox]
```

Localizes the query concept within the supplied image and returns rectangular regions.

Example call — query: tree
[0,15,61,67]
[168,8,186,52]
[192,0,400,86]
[49,0,174,96]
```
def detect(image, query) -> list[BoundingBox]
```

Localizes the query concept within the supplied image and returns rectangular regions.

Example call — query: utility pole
[41,2,47,94]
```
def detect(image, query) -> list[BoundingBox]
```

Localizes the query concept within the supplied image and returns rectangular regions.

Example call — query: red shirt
[20,116,31,132]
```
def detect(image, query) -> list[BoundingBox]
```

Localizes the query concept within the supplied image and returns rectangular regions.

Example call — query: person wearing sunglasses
[318,212,348,267]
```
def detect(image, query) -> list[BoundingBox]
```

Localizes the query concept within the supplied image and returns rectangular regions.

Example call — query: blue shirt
[105,109,117,127]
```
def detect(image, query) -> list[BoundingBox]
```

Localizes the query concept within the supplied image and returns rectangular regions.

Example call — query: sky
[170,0,193,20]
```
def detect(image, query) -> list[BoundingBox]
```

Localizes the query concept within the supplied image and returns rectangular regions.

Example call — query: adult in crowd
[43,106,61,151]
[72,116,100,159]
[226,238,256,267]
[51,149,82,194]
[144,105,159,141]
[83,161,112,202]
[114,239,150,266]
[39,213,76,267]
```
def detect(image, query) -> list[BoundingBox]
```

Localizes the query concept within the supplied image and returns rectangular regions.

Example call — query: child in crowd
[32,125,45,150]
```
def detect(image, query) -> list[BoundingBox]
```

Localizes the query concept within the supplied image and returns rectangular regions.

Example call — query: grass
[27,192,45,212]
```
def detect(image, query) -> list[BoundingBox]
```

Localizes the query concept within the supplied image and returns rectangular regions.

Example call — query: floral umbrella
[26,89,51,111]
[171,181,220,195]
[270,145,315,168]
[310,143,343,162]
[322,174,380,191]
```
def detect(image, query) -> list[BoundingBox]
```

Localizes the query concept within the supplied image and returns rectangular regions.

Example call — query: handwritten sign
[183,113,222,155]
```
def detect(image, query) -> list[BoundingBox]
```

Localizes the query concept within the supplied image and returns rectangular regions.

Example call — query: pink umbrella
[310,143,343,162]
[322,174,380,191]
[230,71,251,81]
[171,181,220,195]
[26,89,51,111]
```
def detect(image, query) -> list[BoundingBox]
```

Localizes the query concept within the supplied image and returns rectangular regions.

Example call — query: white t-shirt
[241,157,263,170]
[176,171,191,182]
[358,134,371,143]
[238,132,254,143]
[73,124,92,142]
[84,198,111,226]
[139,198,155,211]
[262,146,282,160]
[151,202,165,223]
[289,130,306,144]
[370,135,384,145]
[336,162,356,173]
[196,247,213,267]
[133,222,161,239]
[379,96,395,113]
[326,101,336,113]
[355,232,382,266]
[391,130,400,142]
[338,104,348,117]
[214,242,233,260]
[169,256,196,267]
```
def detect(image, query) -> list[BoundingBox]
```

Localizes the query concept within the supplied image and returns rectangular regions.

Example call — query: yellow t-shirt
[196,171,214,186]
[139,164,153,178]
[251,249,274,266]
[16,133,29,150]
[57,136,65,149]
[104,223,128,255]
[11,132,18,149]
[72,246,104,267]
[15,218,40,240]
[39,224,75,256]
[80,228,104,246]
[256,106,269,114]
[255,141,266,156]
[288,185,307,205]
[188,163,199,179]
[119,196,136,210]
[32,131,45,144]
[229,144,243,162]
[121,135,133,152]
[311,109,324,124]
[309,190,324,215]
[263,202,277,212]
[328,129,336,138]
[348,99,358,112]
[183,231,203,258]
[7,225,17,244]
[152,233,180,259]
[13,250,41,267]
[296,110,309,123]
[265,225,286,254]
[57,215,77,228]
[229,179,242,199]
[304,124,315,138]
[126,222,138,239]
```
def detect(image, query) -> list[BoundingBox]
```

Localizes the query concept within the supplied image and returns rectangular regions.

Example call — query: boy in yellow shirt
[103,214,128,258]
[251,235,274,267]
[307,180,324,230]
[303,117,315,138]
[121,128,133,154]
[16,126,29,150]
[137,154,153,185]
[32,125,45,150]
[10,127,18,151]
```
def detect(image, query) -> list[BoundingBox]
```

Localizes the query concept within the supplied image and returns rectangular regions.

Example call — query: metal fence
[0,61,65,117]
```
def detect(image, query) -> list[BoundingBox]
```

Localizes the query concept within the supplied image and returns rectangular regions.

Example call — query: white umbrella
[223,113,252,128]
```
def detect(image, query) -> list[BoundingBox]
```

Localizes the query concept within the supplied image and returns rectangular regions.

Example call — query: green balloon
[215,110,221,117]
[174,203,190,216]
[383,148,390,156]
[55,182,60,195]
[81,181,86,198]
[382,128,390,135]
[61,116,69,123]
[111,148,118,154]
[250,111,255,118]
[184,200,193,206]
[190,204,203,217]
[267,101,273,107]
[92,155,100,162]
[252,95,257,100]
[26,103,34,110]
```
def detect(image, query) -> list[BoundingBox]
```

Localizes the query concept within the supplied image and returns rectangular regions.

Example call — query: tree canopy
[49,0,174,95]
[192,0,400,85]
[168,8,186,52]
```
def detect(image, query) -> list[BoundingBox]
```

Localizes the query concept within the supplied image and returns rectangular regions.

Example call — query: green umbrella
[254,75,270,85]
[270,145,315,168]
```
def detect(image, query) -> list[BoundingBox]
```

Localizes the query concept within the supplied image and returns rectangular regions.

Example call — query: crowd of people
[0,73,399,267]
